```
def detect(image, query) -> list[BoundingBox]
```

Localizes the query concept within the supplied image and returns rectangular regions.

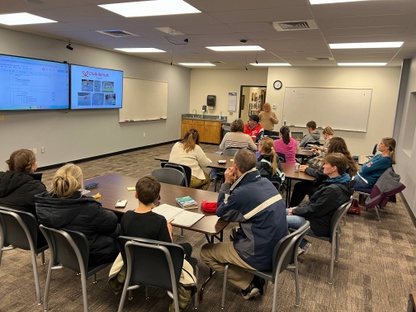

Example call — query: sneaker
[298,242,312,256]
[240,282,260,300]
[252,276,268,296]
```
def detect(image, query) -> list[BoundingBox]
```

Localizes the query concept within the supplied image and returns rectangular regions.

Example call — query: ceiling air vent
[273,20,318,31]
[307,57,334,61]
[96,29,138,38]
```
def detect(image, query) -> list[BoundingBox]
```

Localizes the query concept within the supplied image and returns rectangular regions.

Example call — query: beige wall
[394,58,416,218]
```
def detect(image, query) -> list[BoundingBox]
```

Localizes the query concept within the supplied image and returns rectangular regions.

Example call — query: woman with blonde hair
[0,148,46,215]
[169,129,212,190]
[313,126,334,153]
[256,137,282,178]
[36,163,119,266]
[258,102,278,131]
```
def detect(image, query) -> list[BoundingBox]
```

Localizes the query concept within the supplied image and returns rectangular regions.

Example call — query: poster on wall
[228,91,237,112]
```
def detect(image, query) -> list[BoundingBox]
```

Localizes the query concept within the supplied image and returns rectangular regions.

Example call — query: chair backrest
[222,148,241,156]
[0,206,44,252]
[372,143,378,156]
[277,152,286,163]
[272,221,311,277]
[329,199,352,240]
[39,225,89,273]
[152,167,186,187]
[117,236,184,291]
[161,162,191,187]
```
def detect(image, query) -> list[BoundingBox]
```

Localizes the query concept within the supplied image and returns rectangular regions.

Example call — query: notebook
[152,204,204,227]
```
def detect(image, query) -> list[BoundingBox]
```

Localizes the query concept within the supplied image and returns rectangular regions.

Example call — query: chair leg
[220,264,229,309]
[40,251,45,265]
[80,272,89,312]
[43,261,53,311]
[30,250,42,305]
[294,260,300,306]
[193,265,199,309]
[374,205,381,222]
[328,241,336,284]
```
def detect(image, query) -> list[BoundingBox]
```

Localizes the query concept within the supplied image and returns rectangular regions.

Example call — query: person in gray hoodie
[298,120,321,147]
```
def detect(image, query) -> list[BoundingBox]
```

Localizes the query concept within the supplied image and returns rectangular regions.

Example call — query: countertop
[181,114,227,122]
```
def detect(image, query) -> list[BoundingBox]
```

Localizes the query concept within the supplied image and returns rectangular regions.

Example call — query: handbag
[347,198,361,215]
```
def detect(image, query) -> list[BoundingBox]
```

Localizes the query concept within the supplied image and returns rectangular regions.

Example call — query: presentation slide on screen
[70,65,123,110]
[0,54,69,111]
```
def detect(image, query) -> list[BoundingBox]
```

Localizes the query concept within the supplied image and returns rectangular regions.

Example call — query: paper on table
[153,204,204,227]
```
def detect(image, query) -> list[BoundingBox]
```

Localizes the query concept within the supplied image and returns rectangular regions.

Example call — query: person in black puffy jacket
[36,163,119,266]
[0,149,46,216]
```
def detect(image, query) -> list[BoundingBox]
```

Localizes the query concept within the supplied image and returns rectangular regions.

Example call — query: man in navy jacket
[200,149,288,300]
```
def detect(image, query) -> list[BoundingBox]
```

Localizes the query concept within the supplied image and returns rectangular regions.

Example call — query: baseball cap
[249,115,259,123]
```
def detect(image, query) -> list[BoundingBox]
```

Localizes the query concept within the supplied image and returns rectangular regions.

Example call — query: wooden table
[281,163,315,207]
[84,174,228,243]
[296,148,316,164]
[155,152,235,170]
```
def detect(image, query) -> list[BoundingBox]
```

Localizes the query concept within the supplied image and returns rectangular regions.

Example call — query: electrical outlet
[41,147,45,154]
[32,148,37,154]
[143,132,146,137]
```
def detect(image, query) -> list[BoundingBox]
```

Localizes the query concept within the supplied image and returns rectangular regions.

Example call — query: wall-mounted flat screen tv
[0,54,69,111]
[70,64,123,110]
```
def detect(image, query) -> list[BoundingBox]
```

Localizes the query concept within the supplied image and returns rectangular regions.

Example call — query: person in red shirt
[244,115,264,143]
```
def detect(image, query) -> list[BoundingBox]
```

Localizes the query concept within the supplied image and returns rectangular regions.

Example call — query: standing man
[200,149,288,300]
[244,115,264,143]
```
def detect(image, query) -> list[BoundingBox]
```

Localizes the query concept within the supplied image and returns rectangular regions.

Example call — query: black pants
[289,181,318,207]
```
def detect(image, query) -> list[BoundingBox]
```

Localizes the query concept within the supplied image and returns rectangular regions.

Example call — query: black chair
[371,143,378,156]
[277,152,286,163]
[39,225,112,312]
[116,236,198,312]
[306,199,352,284]
[221,221,311,311]
[152,167,186,187]
[161,162,191,187]
[0,206,48,305]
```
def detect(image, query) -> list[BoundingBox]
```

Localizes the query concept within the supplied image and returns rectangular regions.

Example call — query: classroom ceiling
[1,0,416,69]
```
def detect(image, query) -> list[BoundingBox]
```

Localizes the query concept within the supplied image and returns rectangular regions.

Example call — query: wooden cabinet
[181,119,223,144]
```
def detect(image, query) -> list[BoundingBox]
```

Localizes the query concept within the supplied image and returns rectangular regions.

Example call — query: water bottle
[294,163,300,173]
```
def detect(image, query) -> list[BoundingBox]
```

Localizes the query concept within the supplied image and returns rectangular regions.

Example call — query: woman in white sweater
[169,129,212,190]
[219,118,257,152]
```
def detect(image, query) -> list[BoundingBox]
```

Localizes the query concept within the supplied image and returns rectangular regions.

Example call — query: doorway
[239,85,267,120]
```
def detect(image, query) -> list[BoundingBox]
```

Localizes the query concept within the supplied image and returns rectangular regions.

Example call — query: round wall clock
[273,80,283,90]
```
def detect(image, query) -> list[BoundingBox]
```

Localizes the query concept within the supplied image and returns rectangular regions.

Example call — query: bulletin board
[119,77,168,122]
[282,87,372,132]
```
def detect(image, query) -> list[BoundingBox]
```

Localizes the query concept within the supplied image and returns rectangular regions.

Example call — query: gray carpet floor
[1,142,415,312]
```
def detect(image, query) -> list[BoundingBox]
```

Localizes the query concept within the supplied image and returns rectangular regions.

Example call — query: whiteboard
[119,77,168,122]
[283,87,372,132]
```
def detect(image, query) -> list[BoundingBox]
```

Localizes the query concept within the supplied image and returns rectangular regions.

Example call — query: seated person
[36,163,119,267]
[110,176,195,309]
[256,137,283,182]
[0,148,46,216]
[200,149,287,300]
[244,115,264,143]
[210,118,257,180]
[258,103,278,131]
[289,137,357,207]
[299,120,320,148]
[313,126,334,153]
[274,126,297,164]
[220,118,257,152]
[353,137,396,193]
[287,153,354,253]
[169,129,212,190]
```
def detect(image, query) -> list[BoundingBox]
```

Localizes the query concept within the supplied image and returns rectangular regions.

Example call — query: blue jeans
[286,208,310,248]
[353,175,372,193]
[209,151,223,180]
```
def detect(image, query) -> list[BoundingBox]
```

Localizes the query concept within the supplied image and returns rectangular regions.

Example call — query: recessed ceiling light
[178,63,216,67]
[0,12,57,25]
[115,48,166,53]
[309,0,365,4]
[249,62,291,67]
[155,27,185,36]
[337,62,387,66]
[329,42,403,49]
[206,45,264,52]
[98,0,201,18]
